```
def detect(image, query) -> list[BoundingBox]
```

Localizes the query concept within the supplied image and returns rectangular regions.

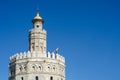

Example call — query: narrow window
[36,76,39,80]
[39,66,41,70]
[48,66,50,71]
[21,77,23,80]
[50,76,53,80]
[53,67,55,71]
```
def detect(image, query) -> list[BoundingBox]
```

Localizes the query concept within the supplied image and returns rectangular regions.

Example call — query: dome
[34,12,42,20]
[32,12,44,23]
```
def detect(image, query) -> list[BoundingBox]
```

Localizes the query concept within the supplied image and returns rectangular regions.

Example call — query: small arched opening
[21,77,23,80]
[35,76,39,80]
[50,76,53,80]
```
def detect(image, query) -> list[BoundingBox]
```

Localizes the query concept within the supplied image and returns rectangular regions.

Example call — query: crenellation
[20,52,23,59]
[47,52,51,58]
[51,52,55,59]
[46,52,65,63]
[56,54,60,60]
[23,52,26,58]
[10,51,65,64]
[16,53,19,60]
[27,51,31,58]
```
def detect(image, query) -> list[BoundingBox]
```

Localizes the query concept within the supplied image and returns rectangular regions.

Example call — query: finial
[36,11,40,16]
[35,0,41,19]
[36,0,40,13]
[32,0,44,23]
[37,1,40,12]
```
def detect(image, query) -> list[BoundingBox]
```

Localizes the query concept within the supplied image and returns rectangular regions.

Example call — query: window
[33,66,35,69]
[39,66,41,70]
[36,76,39,80]
[50,76,53,80]
[19,67,22,71]
[32,65,35,70]
[53,67,55,71]
[36,25,39,28]
[48,66,50,71]
[48,67,50,69]
[21,77,23,80]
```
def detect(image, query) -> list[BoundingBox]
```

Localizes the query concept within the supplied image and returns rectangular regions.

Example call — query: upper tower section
[29,12,47,53]
[32,11,44,30]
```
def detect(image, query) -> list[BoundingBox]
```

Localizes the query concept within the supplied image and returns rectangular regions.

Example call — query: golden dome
[32,12,44,23]
[34,12,42,20]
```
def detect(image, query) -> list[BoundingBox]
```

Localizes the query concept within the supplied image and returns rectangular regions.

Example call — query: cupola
[32,12,44,24]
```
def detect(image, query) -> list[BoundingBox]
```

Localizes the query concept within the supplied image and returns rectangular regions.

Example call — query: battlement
[9,51,65,63]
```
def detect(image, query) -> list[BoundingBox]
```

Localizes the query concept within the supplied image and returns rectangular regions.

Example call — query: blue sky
[0,0,120,80]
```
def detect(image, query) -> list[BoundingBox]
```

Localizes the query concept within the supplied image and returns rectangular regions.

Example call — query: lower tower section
[9,51,65,80]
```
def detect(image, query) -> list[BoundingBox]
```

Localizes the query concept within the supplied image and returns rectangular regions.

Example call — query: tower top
[34,12,42,19]
[32,11,44,23]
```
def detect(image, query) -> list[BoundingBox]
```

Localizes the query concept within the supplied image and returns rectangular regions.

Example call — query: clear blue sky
[0,0,120,80]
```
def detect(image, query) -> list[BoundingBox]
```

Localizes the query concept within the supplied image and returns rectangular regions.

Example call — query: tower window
[39,66,41,70]
[50,76,53,80]
[36,76,39,80]
[48,67,50,71]
[32,66,35,70]
[21,77,23,80]
[53,67,55,71]
[19,67,22,71]
[36,25,39,28]
[33,66,35,68]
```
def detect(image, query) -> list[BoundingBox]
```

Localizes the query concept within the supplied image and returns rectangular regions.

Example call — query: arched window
[39,66,41,71]
[36,76,39,80]
[48,67,50,70]
[53,67,55,71]
[36,25,39,28]
[50,76,53,80]
[21,77,23,80]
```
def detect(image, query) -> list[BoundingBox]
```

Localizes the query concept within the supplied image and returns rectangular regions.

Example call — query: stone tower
[9,11,65,80]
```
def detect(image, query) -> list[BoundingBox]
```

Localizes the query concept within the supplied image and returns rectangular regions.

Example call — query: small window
[36,76,39,80]
[21,77,23,80]
[53,67,55,71]
[36,25,39,28]
[50,76,53,80]
[53,67,55,70]
[19,67,22,71]
[33,66,35,68]
[32,66,35,70]
[39,66,41,69]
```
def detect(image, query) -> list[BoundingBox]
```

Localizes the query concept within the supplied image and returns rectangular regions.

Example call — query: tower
[29,12,46,53]
[9,11,65,80]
